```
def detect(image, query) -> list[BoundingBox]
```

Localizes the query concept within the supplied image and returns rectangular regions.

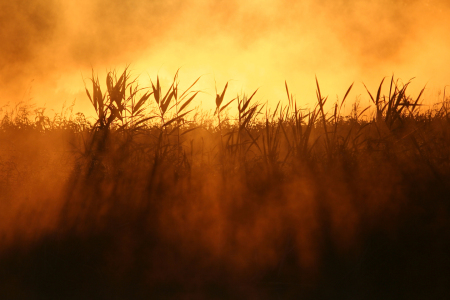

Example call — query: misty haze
[1,0,450,299]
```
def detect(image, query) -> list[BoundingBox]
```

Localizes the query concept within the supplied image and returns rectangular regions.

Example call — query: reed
[1,69,450,299]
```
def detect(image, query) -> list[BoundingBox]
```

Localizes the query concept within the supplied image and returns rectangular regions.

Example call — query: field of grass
[1,68,449,299]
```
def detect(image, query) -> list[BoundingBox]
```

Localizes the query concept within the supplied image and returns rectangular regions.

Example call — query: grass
[0,68,450,299]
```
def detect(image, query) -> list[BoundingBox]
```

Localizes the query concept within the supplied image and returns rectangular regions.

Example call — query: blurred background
[1,0,449,116]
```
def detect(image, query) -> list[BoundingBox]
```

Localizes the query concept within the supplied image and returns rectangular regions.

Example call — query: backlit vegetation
[1,69,449,299]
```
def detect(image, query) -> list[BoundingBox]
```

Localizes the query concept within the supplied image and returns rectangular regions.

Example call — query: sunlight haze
[1,0,449,115]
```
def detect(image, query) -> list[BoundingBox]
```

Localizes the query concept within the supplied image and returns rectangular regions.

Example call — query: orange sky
[1,0,449,117]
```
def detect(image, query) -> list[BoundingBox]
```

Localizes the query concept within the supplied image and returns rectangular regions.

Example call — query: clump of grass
[1,68,450,299]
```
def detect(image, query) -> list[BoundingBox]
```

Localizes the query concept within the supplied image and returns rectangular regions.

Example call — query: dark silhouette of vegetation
[1,69,449,299]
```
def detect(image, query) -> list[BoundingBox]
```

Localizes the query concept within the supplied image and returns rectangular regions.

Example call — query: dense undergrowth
[1,69,449,299]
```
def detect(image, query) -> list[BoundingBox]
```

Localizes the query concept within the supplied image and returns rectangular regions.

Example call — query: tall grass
[1,69,450,299]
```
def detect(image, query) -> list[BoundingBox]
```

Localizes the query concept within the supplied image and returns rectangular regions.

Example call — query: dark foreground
[1,73,449,299]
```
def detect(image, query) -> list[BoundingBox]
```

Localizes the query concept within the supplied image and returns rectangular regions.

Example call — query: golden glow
[1,0,449,115]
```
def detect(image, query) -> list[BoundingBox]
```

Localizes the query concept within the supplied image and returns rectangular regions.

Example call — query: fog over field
[2,1,450,298]
[1,0,449,114]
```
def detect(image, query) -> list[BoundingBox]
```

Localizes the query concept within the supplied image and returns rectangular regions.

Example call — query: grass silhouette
[0,68,449,299]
